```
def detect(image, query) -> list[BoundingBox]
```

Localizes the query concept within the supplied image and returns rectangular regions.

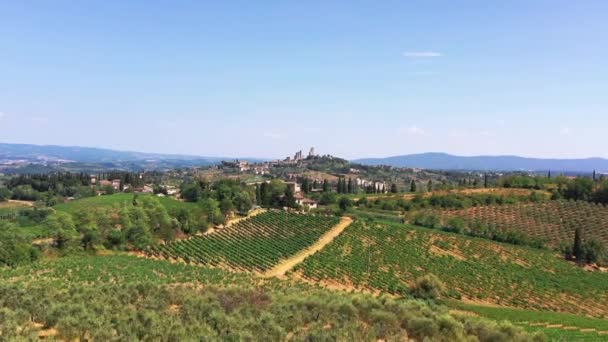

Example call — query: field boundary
[264,216,353,278]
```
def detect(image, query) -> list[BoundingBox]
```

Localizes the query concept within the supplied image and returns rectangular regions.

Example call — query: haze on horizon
[1,1,606,160]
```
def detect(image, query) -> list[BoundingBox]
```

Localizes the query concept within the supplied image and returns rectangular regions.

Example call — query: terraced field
[428,200,608,248]
[148,211,340,272]
[294,220,608,317]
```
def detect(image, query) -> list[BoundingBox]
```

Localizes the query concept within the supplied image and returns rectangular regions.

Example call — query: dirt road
[264,216,353,278]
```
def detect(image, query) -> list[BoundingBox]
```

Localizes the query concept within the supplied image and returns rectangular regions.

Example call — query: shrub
[409,274,446,300]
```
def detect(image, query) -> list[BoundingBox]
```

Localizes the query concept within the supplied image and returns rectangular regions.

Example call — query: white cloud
[0,112,4,120]
[405,125,426,136]
[403,51,443,58]
[480,130,492,137]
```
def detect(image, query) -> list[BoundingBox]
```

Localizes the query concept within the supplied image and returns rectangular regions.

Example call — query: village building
[284,182,301,194]
[295,193,318,209]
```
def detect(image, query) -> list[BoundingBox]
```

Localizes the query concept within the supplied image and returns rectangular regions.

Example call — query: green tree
[220,197,235,216]
[233,192,252,213]
[255,183,262,205]
[390,183,398,193]
[301,178,310,194]
[564,177,594,201]
[0,187,12,201]
[322,179,330,192]
[0,221,40,267]
[338,196,353,212]
[283,186,297,208]
[427,180,433,192]
[180,182,202,202]
[347,178,353,194]
[410,180,417,193]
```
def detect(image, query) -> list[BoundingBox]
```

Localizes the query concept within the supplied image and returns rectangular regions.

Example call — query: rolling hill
[353,152,608,172]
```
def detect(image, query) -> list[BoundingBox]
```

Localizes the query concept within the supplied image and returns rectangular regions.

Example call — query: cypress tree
[260,182,268,206]
[427,180,433,192]
[484,174,489,188]
[301,178,309,194]
[322,179,329,192]
[390,183,398,193]
[255,184,262,205]
[593,170,597,182]
[347,178,353,194]
[410,180,417,192]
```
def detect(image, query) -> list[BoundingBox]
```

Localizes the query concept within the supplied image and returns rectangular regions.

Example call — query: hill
[353,152,608,172]
[426,200,608,249]
[294,220,608,317]
[0,142,265,170]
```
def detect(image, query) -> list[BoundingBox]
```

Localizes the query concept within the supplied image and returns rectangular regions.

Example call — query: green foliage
[180,181,202,202]
[0,255,540,341]
[409,274,446,300]
[0,187,12,201]
[0,221,40,267]
[319,192,337,205]
[338,196,353,212]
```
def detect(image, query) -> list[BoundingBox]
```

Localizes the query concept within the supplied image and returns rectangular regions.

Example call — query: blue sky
[1,1,606,159]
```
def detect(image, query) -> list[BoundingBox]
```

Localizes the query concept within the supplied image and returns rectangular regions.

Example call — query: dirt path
[264,216,353,278]
[5,199,35,207]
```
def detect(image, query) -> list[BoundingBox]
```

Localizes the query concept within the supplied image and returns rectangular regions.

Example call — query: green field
[54,193,197,214]
[149,211,340,272]
[295,220,608,317]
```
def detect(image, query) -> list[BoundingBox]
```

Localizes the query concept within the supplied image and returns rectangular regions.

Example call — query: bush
[581,238,606,265]
[409,274,446,300]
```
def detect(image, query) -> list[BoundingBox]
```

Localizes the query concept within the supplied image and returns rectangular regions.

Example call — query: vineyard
[294,220,608,317]
[148,211,339,272]
[427,200,608,248]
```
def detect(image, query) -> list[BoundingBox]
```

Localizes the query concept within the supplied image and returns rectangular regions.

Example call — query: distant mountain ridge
[0,143,263,164]
[353,152,608,172]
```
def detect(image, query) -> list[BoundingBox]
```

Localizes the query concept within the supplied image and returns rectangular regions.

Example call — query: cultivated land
[5,189,608,340]
[294,220,608,318]
[429,200,608,248]
[0,255,541,341]
[264,216,352,278]
[147,212,340,273]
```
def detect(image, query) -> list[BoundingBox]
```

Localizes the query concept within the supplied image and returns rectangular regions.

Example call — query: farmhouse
[284,182,301,194]
[295,193,318,209]
[99,180,112,187]
[111,179,121,190]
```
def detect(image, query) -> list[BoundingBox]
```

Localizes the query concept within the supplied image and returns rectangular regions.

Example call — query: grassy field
[149,211,340,272]
[294,220,608,317]
[54,193,197,214]
[428,200,608,248]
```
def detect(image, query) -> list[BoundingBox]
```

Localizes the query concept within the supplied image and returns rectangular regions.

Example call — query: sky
[1,1,607,159]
